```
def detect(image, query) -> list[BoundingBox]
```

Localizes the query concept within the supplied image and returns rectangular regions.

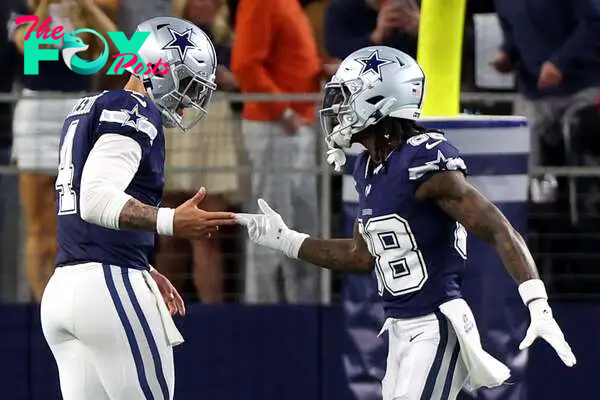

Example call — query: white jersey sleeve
[79,134,142,230]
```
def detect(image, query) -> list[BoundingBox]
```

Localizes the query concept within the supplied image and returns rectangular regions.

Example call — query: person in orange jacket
[232,0,324,304]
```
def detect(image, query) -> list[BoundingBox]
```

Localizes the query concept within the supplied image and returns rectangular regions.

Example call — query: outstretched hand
[519,299,576,367]
[173,187,237,240]
[236,199,308,258]
[236,199,288,242]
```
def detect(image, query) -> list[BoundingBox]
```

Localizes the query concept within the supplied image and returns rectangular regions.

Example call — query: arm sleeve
[230,0,290,117]
[324,0,373,59]
[549,0,600,74]
[80,134,142,230]
[407,137,468,185]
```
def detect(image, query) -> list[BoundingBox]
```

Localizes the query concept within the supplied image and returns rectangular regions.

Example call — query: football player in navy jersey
[237,46,576,399]
[40,17,236,400]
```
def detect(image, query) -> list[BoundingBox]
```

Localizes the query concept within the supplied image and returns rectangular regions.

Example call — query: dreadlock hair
[356,116,431,173]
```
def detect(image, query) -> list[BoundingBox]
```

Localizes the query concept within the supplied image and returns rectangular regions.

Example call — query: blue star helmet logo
[162,28,198,61]
[121,105,147,131]
[356,50,393,80]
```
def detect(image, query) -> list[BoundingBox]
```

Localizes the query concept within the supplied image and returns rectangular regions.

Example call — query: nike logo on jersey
[425,140,443,150]
[409,332,424,342]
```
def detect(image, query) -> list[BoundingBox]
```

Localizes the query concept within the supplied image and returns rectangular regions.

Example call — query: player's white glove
[235,199,309,259]
[326,147,346,172]
[518,280,576,367]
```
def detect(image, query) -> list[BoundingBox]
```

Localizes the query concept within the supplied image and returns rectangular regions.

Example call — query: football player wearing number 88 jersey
[236,46,576,400]
[42,17,238,400]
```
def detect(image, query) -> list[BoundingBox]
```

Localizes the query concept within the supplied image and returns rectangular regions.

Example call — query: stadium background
[0,0,599,399]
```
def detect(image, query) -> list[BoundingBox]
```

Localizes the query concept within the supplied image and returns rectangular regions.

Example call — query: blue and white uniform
[55,90,164,269]
[41,89,178,400]
[353,131,470,400]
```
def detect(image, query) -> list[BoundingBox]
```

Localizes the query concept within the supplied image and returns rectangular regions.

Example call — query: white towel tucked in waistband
[439,298,511,389]
[142,270,185,347]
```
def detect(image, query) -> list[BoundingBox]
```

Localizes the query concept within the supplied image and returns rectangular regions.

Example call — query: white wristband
[156,207,175,236]
[149,265,156,273]
[518,279,548,306]
[284,230,309,259]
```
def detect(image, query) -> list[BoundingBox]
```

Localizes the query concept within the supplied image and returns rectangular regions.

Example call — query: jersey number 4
[359,214,467,297]
[55,120,80,215]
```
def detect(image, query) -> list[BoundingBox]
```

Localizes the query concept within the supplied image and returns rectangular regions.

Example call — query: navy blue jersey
[55,89,165,270]
[353,131,468,319]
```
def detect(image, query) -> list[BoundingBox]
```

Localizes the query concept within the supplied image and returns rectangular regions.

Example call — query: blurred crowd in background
[0,0,599,305]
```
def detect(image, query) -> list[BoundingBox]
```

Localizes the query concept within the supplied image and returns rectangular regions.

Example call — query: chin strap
[324,98,398,173]
[142,76,154,98]
[326,147,347,172]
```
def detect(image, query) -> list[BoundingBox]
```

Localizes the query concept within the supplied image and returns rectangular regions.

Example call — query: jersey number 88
[359,214,468,297]
[359,214,428,297]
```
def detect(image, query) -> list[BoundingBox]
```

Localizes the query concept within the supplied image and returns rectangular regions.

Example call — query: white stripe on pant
[381,312,468,400]
[41,263,175,400]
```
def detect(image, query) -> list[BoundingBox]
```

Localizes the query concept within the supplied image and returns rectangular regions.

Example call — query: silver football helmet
[132,16,217,130]
[320,46,425,149]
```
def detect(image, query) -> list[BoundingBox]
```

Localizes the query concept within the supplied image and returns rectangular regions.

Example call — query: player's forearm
[298,238,373,273]
[118,198,159,232]
[80,134,166,233]
[489,224,539,283]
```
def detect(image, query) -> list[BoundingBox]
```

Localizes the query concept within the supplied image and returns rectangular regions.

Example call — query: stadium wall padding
[0,302,595,400]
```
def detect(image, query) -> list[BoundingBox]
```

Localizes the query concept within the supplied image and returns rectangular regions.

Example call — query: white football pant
[382,311,468,400]
[41,263,175,400]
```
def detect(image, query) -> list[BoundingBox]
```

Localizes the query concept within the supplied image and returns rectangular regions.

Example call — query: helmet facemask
[319,77,393,149]
[150,62,216,131]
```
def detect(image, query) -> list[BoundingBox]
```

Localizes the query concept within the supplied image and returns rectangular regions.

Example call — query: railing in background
[1,91,600,400]
[0,91,599,303]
